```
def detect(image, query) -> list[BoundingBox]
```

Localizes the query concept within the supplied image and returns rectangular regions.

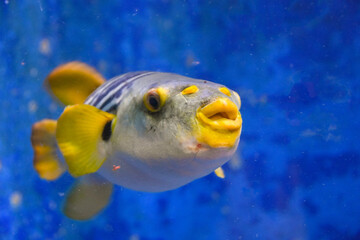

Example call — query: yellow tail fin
[31,119,66,180]
[45,62,105,105]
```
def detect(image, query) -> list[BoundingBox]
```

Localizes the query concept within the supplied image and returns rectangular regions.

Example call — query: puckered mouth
[195,98,242,148]
[197,98,242,131]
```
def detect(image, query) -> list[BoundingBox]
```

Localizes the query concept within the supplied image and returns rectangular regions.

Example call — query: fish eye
[144,88,167,112]
[147,92,160,111]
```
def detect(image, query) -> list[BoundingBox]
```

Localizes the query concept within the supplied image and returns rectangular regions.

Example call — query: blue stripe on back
[84,71,154,112]
[85,71,144,106]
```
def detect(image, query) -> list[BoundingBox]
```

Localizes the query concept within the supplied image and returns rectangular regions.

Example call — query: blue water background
[0,1,359,239]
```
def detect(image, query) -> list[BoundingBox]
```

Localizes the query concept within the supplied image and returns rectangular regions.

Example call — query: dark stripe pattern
[85,71,154,112]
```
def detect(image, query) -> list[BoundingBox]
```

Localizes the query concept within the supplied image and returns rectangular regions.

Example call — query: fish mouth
[195,98,242,148]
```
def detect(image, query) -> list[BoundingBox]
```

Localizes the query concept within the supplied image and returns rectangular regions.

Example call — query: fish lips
[194,98,242,148]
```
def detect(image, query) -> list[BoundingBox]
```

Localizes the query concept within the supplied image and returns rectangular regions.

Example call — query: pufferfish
[31,62,242,220]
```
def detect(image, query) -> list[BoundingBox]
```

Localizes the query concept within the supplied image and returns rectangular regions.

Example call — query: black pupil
[149,95,159,109]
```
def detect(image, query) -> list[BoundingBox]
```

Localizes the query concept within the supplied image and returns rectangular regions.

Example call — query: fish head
[111,73,242,181]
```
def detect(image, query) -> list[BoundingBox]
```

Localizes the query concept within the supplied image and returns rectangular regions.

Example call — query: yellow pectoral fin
[45,62,105,105]
[56,104,116,177]
[214,167,225,179]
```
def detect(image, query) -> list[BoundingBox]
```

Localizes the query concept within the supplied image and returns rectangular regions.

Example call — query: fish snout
[197,98,242,131]
[195,98,242,148]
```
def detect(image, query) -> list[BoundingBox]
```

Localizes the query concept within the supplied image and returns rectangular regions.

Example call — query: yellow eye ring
[143,87,168,112]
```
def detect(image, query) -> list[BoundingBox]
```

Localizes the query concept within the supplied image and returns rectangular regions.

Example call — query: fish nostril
[200,99,211,108]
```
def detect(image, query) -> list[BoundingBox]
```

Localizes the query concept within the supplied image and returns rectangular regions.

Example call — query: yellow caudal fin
[63,174,113,220]
[56,104,116,177]
[214,167,225,179]
[45,61,105,105]
[31,119,66,180]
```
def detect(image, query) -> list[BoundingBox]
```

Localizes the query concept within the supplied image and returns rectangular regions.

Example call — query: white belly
[97,150,231,192]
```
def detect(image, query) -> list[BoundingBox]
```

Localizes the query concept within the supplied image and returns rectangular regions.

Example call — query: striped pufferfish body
[30,62,242,220]
[85,71,242,192]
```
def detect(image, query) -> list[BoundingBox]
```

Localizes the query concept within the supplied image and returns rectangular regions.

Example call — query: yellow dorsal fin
[31,119,66,180]
[45,62,105,105]
[214,167,225,179]
[56,104,116,177]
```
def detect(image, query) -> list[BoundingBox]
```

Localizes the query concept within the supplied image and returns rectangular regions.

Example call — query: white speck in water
[28,100,38,113]
[132,9,139,16]
[4,0,9,4]
[58,192,65,197]
[39,38,51,55]
[191,60,200,66]
[10,191,22,208]
[185,53,200,67]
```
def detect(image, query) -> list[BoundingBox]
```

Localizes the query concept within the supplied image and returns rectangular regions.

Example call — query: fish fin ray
[56,104,116,177]
[31,119,66,180]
